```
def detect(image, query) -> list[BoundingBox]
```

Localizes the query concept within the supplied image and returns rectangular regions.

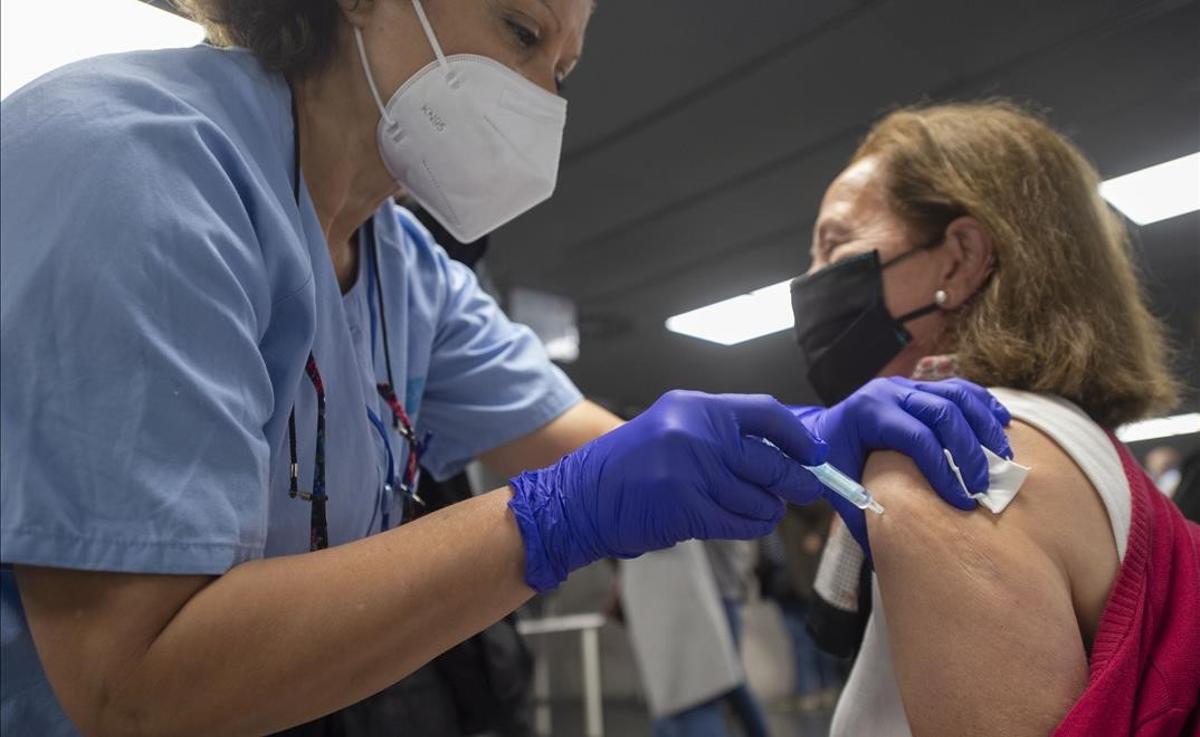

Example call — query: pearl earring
[935,289,948,307]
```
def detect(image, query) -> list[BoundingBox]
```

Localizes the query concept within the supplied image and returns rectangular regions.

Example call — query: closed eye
[506,18,540,49]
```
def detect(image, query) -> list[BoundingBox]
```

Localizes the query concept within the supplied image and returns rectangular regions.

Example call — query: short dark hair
[175,0,346,75]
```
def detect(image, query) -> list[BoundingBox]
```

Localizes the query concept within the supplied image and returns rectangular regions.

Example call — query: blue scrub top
[0,45,581,732]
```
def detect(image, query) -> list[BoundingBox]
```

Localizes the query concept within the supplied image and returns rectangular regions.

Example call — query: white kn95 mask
[353,0,567,243]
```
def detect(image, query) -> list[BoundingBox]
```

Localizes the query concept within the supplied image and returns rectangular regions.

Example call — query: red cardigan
[1053,439,1200,736]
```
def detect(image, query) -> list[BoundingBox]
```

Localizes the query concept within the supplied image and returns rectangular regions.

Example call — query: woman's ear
[937,216,994,310]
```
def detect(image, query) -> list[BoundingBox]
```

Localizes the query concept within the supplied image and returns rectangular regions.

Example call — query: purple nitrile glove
[791,377,1013,560]
[508,390,829,593]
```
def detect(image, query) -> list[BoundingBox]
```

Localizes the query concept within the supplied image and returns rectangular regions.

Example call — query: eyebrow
[534,0,563,34]
[534,0,599,34]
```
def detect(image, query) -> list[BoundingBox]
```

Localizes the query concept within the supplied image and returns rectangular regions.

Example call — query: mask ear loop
[354,27,404,141]
[880,240,946,324]
[410,0,462,88]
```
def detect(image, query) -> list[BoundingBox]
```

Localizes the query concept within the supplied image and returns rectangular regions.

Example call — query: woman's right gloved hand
[791,377,1012,560]
[508,390,830,593]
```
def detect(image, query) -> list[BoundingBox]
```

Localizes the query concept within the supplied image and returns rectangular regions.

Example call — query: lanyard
[365,222,431,529]
[286,84,428,551]
[287,86,328,552]
[287,356,328,551]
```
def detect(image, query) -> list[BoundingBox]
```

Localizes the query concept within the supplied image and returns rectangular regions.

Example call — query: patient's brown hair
[854,101,1178,428]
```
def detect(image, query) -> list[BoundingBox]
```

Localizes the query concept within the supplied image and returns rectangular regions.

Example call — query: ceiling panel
[492,0,1187,282]
[561,0,867,150]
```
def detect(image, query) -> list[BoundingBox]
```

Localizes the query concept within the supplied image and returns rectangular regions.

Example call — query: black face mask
[790,249,939,406]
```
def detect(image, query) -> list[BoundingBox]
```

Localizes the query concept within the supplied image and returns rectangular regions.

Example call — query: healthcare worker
[0,1,1013,734]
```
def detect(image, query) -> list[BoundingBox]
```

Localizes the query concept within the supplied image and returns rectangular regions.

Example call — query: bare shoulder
[866,420,1115,562]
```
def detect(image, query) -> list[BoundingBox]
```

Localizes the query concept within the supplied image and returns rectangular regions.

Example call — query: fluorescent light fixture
[1100,153,1200,225]
[1116,412,1200,443]
[665,279,795,345]
[1,0,205,100]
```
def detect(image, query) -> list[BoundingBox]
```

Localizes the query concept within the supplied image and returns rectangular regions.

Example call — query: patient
[792,102,1200,736]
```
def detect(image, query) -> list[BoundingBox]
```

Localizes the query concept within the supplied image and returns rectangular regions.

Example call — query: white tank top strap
[987,388,1131,560]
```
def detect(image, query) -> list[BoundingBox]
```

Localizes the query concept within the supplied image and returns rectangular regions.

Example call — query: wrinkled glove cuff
[508,468,569,594]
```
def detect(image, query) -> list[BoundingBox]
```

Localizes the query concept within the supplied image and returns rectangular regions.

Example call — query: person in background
[1171,447,1200,523]
[758,509,845,713]
[1144,445,1183,496]
[619,540,744,737]
[698,540,773,737]
[621,540,773,737]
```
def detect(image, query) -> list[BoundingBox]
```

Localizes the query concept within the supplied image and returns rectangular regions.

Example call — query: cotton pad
[944,447,1031,514]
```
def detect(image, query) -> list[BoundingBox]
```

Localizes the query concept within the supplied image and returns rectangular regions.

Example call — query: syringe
[804,462,885,514]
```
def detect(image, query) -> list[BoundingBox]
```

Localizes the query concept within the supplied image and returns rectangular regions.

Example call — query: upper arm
[402,215,584,479]
[14,566,211,736]
[864,420,1110,736]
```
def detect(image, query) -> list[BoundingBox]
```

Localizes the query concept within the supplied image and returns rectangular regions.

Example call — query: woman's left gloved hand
[791,377,1013,558]
[508,390,830,593]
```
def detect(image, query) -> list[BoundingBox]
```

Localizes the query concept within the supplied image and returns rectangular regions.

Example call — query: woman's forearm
[20,487,532,737]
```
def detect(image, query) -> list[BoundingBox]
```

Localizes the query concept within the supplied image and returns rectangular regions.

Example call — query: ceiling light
[2,0,205,100]
[1115,413,1200,443]
[1100,153,1200,225]
[665,279,795,345]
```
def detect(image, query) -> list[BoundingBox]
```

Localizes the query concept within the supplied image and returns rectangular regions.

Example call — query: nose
[527,69,559,96]
[515,57,564,96]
